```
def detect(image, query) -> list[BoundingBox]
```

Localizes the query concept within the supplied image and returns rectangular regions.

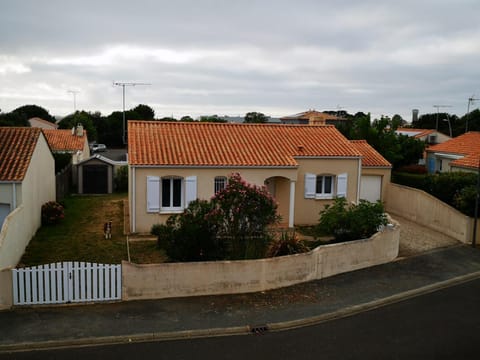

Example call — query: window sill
[159,208,184,214]
[315,194,334,200]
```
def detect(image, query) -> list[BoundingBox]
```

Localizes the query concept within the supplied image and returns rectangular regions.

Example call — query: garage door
[83,165,108,194]
[360,176,382,203]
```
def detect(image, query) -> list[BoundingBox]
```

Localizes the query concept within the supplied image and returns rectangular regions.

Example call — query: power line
[113,82,151,144]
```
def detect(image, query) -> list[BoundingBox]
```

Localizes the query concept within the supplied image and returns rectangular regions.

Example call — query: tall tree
[199,115,227,123]
[0,111,29,127]
[244,112,268,123]
[12,105,55,123]
[132,104,155,120]
[58,111,97,141]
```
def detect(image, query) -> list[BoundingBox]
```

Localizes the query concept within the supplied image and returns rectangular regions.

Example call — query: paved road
[3,277,479,360]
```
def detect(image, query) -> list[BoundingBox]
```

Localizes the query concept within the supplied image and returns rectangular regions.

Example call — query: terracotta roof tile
[42,129,86,152]
[128,121,362,167]
[427,132,480,170]
[396,128,436,138]
[0,127,41,182]
[350,140,391,167]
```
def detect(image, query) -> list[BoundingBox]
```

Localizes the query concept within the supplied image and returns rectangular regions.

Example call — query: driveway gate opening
[12,262,121,305]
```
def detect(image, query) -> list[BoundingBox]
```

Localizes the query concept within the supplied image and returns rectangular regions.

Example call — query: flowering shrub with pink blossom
[152,173,280,261]
[207,173,280,259]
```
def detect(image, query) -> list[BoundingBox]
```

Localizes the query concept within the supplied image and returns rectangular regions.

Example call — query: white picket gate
[12,262,122,305]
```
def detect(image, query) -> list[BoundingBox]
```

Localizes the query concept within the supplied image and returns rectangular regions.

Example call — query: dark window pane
[324,176,332,193]
[173,178,182,207]
[316,176,323,194]
[162,179,171,207]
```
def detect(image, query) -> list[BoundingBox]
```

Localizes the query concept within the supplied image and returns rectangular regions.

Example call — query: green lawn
[19,194,128,267]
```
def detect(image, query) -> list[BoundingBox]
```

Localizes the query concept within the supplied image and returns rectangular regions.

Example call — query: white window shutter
[304,173,316,199]
[147,176,160,212]
[185,176,197,207]
[337,173,348,198]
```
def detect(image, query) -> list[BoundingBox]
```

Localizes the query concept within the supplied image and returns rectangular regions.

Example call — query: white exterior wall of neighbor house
[0,134,55,270]
[130,166,298,233]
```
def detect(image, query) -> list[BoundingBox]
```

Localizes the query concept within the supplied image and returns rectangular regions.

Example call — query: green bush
[454,185,479,217]
[41,201,65,225]
[114,166,128,192]
[266,231,309,257]
[152,200,222,262]
[391,172,428,189]
[316,198,388,242]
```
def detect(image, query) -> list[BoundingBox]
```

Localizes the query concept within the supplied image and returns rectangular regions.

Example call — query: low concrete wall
[385,183,473,244]
[0,206,29,270]
[122,221,399,301]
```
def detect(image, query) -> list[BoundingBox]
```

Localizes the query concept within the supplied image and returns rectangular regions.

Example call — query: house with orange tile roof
[42,124,90,165]
[0,127,55,269]
[127,121,391,233]
[426,132,480,173]
[395,128,450,145]
[280,110,347,126]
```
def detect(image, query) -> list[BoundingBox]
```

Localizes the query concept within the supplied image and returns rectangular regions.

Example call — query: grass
[128,240,168,264]
[19,194,128,267]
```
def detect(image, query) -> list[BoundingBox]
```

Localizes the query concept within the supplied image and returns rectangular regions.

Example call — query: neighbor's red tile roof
[128,121,362,167]
[350,140,391,167]
[427,132,480,170]
[395,128,436,138]
[42,129,86,152]
[0,127,42,182]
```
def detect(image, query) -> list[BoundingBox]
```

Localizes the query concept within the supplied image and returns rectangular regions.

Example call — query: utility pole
[113,82,151,145]
[433,105,452,131]
[466,96,479,133]
[67,90,79,113]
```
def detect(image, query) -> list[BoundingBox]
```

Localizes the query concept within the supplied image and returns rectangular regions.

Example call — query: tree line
[1,104,479,169]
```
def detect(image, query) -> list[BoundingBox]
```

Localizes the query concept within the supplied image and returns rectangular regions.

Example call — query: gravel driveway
[391,215,461,257]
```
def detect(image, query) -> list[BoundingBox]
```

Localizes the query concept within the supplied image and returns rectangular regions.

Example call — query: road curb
[2,271,480,353]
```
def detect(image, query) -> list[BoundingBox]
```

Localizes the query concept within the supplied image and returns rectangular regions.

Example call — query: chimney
[75,123,84,137]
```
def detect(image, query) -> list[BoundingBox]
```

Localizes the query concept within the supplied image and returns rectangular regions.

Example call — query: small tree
[207,173,280,259]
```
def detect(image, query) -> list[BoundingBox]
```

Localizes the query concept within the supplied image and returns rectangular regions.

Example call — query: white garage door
[360,176,382,203]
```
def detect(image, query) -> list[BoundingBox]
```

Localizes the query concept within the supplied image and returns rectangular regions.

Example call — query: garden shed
[77,155,118,194]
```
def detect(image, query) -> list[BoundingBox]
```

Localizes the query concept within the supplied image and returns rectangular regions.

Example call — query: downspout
[132,167,136,233]
[289,180,296,228]
[357,158,362,203]
[12,183,17,210]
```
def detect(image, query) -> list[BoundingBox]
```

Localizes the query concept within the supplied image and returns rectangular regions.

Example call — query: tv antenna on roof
[113,81,151,144]
[67,90,79,113]
[466,96,480,132]
[433,104,452,131]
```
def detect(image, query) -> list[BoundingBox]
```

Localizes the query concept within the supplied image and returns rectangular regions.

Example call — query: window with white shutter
[146,176,160,212]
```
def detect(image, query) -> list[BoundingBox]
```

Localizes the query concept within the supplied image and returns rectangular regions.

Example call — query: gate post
[0,269,13,309]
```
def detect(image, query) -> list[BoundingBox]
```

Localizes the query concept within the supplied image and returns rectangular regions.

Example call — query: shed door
[360,175,382,203]
[83,165,108,194]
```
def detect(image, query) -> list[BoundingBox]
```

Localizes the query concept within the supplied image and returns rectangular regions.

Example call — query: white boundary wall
[122,222,399,301]
[385,183,474,244]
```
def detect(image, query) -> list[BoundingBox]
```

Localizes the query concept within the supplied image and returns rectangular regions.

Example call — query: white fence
[12,262,121,305]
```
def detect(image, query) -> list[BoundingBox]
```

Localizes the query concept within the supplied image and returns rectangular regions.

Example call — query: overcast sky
[1,0,479,121]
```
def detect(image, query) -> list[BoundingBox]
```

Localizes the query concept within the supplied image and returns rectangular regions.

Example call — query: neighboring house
[280,110,346,126]
[128,121,391,233]
[42,124,90,165]
[28,117,58,130]
[77,154,127,194]
[395,128,450,145]
[0,127,55,269]
[426,132,480,173]
[42,125,90,195]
